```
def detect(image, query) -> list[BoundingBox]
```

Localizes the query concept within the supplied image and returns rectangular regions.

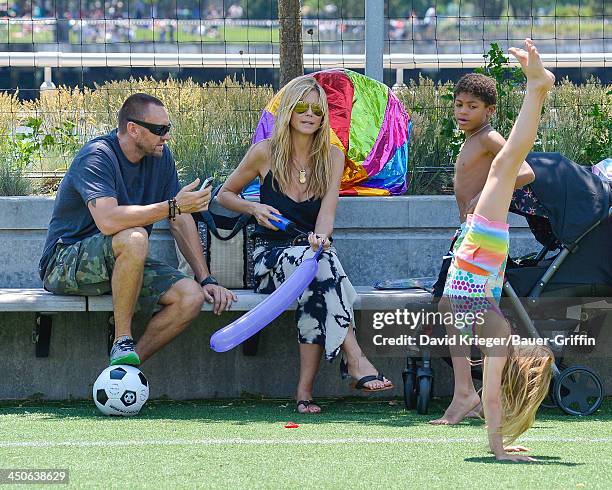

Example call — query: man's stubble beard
[135,138,162,158]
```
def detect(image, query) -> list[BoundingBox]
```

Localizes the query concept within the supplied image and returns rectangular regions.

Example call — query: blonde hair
[499,343,554,444]
[269,77,333,199]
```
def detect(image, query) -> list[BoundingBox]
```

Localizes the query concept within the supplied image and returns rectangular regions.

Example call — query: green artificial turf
[0,398,611,489]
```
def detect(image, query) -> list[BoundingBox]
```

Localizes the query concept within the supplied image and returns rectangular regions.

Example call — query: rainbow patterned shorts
[443,213,509,322]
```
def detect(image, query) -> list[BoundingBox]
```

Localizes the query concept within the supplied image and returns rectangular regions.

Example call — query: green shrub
[0,160,31,196]
[538,80,611,163]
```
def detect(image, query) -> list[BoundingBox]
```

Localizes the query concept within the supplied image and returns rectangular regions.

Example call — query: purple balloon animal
[210,246,324,352]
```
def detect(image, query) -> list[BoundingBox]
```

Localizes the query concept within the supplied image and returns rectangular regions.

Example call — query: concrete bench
[87,286,432,311]
[0,287,431,312]
[0,288,86,312]
[0,288,86,357]
[1,286,433,358]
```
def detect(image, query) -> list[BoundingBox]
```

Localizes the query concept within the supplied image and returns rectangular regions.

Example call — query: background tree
[278,0,303,87]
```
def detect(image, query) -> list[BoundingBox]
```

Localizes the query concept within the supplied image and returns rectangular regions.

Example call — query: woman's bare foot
[430,392,481,425]
[296,385,321,414]
[342,328,393,391]
[509,38,555,93]
[346,355,393,391]
[296,399,321,414]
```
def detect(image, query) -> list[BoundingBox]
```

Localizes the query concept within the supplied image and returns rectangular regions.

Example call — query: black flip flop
[351,374,394,392]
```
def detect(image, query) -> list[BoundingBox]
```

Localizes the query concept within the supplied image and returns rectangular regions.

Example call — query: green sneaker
[109,336,141,366]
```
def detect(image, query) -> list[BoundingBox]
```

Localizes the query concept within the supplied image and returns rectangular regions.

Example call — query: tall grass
[0,76,608,196]
[0,161,31,196]
[538,77,612,164]
[46,76,271,184]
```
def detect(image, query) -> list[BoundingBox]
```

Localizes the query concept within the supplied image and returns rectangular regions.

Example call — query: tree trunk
[278,0,303,88]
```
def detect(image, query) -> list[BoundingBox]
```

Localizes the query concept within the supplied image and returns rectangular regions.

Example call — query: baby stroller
[402,152,611,416]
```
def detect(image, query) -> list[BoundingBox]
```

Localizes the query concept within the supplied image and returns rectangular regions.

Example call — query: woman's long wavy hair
[499,343,554,444]
[269,77,333,199]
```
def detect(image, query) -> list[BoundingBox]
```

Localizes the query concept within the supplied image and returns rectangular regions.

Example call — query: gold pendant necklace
[292,156,308,184]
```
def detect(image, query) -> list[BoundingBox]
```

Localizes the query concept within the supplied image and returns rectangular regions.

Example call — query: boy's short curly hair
[454,73,497,106]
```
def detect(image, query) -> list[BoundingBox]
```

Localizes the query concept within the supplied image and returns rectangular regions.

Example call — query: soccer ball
[93,365,149,416]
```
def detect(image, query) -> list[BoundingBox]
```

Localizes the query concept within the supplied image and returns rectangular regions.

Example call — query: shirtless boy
[430,73,536,425]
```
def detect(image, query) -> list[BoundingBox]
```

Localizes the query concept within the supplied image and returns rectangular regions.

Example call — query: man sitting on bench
[38,93,236,366]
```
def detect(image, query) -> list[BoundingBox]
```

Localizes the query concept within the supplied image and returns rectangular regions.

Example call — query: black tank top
[254,170,322,241]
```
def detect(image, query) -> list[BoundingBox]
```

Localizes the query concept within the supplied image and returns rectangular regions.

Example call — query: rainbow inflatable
[251,69,411,196]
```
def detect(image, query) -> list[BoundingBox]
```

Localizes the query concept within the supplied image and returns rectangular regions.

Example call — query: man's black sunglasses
[127,118,172,136]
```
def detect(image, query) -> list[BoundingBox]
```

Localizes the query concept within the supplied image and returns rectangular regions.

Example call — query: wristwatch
[199,275,219,287]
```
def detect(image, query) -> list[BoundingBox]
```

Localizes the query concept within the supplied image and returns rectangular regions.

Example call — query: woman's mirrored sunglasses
[293,101,324,117]
[127,118,172,136]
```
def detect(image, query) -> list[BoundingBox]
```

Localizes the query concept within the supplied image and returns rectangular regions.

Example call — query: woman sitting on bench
[218,76,393,414]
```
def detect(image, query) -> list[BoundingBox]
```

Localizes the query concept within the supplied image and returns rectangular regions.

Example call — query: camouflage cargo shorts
[42,232,189,318]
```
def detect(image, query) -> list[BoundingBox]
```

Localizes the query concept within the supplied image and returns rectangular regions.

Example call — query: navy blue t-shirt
[39,129,181,279]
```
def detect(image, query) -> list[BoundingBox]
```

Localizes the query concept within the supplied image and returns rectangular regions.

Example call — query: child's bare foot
[508,38,555,93]
[430,393,481,425]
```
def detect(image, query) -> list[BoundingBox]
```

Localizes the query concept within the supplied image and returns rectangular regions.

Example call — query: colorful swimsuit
[443,213,509,323]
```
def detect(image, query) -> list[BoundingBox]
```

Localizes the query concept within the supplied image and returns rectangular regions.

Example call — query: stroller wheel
[416,376,432,415]
[402,369,417,410]
[553,366,604,416]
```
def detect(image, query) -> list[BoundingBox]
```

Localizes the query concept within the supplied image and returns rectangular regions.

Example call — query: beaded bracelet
[168,198,181,221]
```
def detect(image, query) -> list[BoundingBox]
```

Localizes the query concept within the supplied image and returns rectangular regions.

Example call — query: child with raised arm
[431,71,536,425]
[439,39,555,461]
